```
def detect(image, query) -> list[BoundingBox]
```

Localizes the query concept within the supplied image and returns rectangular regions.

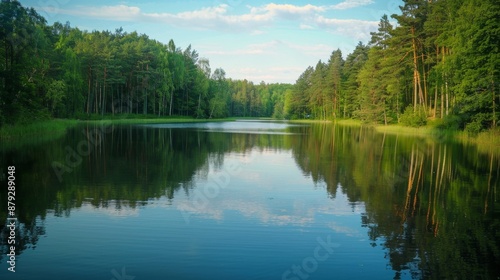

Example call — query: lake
[1,120,499,279]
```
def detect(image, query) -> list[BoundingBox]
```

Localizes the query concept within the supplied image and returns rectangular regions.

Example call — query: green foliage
[46,80,67,114]
[464,113,491,136]
[271,99,284,119]
[342,42,369,118]
[1,0,498,132]
[0,119,78,140]
[0,109,4,127]
[436,114,464,131]
[0,1,295,127]
[399,105,427,127]
[286,0,498,133]
[465,120,483,136]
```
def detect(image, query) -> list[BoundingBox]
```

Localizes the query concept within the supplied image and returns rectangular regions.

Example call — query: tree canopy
[0,0,291,126]
[286,0,499,133]
[1,0,498,133]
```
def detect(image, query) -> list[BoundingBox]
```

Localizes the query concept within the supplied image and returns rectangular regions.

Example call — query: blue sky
[20,0,402,84]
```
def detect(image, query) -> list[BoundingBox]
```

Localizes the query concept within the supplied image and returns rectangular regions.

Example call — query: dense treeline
[286,0,499,133]
[1,0,498,133]
[0,0,291,126]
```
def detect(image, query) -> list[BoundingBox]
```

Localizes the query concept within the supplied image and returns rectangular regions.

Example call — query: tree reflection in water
[1,122,498,279]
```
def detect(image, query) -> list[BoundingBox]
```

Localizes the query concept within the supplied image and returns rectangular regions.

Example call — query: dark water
[0,121,499,280]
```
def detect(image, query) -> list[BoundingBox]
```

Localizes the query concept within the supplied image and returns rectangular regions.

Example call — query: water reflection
[0,121,498,279]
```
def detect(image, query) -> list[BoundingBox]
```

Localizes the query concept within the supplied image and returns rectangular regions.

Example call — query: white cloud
[251,30,266,35]
[40,4,265,31]
[96,5,141,19]
[300,24,314,30]
[230,67,300,84]
[79,201,140,218]
[315,16,378,41]
[330,0,374,10]
[45,4,142,21]
[205,39,337,83]
[204,40,282,56]
[207,40,332,57]
[251,3,325,20]
[175,183,366,226]
[328,222,363,237]
[37,2,380,83]
[286,42,332,56]
[39,2,378,39]
[269,66,304,73]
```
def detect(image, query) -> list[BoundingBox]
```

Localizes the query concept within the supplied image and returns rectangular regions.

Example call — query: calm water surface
[0,121,499,279]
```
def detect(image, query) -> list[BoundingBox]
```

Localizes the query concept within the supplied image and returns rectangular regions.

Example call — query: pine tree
[356,15,399,124]
[342,42,369,118]
[392,0,429,112]
[326,49,343,119]
[448,0,500,130]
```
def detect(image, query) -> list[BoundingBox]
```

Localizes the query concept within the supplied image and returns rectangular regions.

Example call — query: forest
[0,0,498,134]
[0,0,292,125]
[287,0,499,133]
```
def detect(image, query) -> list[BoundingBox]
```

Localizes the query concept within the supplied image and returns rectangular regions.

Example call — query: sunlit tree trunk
[492,79,496,128]
[412,28,419,111]
[87,66,91,114]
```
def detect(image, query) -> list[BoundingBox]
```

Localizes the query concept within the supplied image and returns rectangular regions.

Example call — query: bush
[465,120,483,136]
[399,105,427,127]
[0,109,4,128]
[437,114,464,130]
[464,113,489,136]
[15,107,51,124]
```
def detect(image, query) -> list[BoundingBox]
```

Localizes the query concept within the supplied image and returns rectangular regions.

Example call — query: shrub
[0,109,4,128]
[438,114,464,130]
[399,105,427,127]
[465,120,482,136]
[464,113,489,136]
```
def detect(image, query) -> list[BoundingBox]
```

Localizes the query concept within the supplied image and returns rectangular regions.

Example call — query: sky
[19,0,403,84]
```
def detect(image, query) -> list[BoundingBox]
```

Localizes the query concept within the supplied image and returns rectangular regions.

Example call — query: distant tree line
[0,0,291,126]
[1,0,498,133]
[285,0,499,133]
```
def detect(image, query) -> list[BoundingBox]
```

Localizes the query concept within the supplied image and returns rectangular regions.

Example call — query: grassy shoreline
[1,117,498,147]
[0,117,236,141]
[333,118,500,147]
[0,119,80,140]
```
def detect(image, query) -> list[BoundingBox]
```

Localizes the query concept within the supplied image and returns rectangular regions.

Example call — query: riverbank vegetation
[0,117,237,141]
[285,0,498,134]
[335,118,500,147]
[0,0,292,128]
[0,0,498,141]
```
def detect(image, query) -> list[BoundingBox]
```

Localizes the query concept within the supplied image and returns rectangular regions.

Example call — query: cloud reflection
[175,186,365,229]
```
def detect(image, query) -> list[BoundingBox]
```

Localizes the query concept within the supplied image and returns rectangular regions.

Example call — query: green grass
[82,117,237,126]
[292,117,500,148]
[231,117,274,120]
[289,119,334,124]
[2,117,498,150]
[366,120,499,149]
[333,119,362,127]
[0,117,237,140]
[373,124,435,135]
[454,127,500,153]
[0,119,81,150]
[0,119,79,140]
